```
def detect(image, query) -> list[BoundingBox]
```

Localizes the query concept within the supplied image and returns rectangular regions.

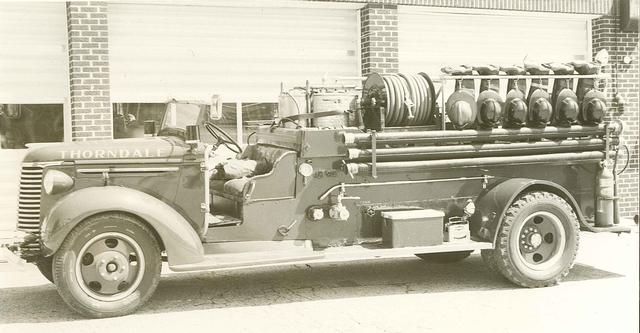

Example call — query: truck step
[169,239,493,272]
[315,240,493,263]
[170,250,323,272]
[582,222,633,233]
[202,240,314,254]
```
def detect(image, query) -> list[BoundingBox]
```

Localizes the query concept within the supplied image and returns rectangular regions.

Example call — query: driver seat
[210,144,292,200]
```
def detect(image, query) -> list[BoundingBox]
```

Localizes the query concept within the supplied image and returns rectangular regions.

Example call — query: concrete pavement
[0,231,637,333]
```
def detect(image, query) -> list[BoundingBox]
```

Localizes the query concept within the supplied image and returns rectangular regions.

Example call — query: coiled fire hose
[362,72,436,129]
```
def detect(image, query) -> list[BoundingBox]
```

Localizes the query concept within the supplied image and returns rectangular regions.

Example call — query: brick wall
[360,4,399,75]
[592,14,639,220]
[66,1,112,141]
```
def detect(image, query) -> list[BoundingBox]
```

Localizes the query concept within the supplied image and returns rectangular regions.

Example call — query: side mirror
[185,124,200,144]
[210,94,223,121]
[143,120,156,136]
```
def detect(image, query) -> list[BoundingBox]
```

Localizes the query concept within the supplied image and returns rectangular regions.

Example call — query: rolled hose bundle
[361,72,436,129]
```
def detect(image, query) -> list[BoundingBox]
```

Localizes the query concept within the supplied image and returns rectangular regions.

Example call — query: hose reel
[361,72,436,131]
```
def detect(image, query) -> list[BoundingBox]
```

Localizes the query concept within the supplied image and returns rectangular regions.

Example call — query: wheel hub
[529,233,543,248]
[75,232,146,302]
[95,251,129,282]
[106,263,117,273]
[520,227,542,252]
[516,211,567,270]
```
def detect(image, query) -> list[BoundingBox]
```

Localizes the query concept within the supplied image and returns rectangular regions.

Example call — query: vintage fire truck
[6,59,632,318]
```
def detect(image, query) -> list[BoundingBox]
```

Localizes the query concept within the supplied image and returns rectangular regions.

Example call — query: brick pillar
[66,1,112,141]
[592,15,639,220]
[360,4,398,75]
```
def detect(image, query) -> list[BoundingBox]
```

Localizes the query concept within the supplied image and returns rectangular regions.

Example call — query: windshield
[161,103,206,130]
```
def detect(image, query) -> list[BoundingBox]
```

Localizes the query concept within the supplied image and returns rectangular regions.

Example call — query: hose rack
[360,72,608,132]
[341,124,608,178]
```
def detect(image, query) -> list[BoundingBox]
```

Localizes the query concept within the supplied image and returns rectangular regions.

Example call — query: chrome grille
[17,165,44,250]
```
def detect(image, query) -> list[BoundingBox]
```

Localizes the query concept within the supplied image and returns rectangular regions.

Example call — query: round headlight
[43,169,74,195]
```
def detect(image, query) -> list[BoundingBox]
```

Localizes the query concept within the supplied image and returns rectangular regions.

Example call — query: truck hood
[23,137,188,163]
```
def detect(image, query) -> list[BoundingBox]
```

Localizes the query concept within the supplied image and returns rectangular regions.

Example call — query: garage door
[399,8,591,78]
[0,2,68,103]
[109,3,360,103]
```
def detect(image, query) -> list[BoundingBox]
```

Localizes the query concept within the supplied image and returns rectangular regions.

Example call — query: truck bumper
[0,230,39,264]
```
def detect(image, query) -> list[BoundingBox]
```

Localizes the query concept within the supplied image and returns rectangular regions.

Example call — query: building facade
[0,0,637,219]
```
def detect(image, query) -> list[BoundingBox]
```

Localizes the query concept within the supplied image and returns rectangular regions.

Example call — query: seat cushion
[223,177,251,196]
[210,179,226,193]
[211,159,258,180]
[240,145,293,175]
[222,159,257,179]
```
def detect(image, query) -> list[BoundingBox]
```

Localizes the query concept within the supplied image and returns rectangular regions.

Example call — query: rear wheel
[53,213,161,318]
[481,191,579,287]
[416,251,472,263]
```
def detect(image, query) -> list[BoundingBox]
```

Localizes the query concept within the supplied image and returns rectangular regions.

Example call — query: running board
[316,240,492,263]
[169,250,323,272]
[169,240,492,272]
[581,221,633,233]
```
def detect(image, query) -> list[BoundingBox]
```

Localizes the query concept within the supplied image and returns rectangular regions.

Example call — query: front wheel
[53,213,162,318]
[482,191,579,287]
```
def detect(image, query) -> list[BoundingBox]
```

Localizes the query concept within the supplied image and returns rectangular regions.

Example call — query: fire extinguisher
[595,162,615,227]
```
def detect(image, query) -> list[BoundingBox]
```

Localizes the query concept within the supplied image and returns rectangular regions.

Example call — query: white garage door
[0,2,68,103]
[109,3,360,103]
[399,8,591,78]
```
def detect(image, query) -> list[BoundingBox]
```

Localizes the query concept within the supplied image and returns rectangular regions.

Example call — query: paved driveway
[0,231,637,333]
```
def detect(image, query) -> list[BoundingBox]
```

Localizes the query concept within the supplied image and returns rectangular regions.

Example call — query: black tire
[36,256,54,283]
[53,213,162,318]
[416,251,472,263]
[481,191,579,287]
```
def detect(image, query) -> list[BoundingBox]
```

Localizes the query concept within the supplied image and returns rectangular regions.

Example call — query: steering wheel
[204,122,242,154]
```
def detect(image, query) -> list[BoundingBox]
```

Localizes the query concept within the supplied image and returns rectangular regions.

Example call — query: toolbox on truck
[381,209,445,248]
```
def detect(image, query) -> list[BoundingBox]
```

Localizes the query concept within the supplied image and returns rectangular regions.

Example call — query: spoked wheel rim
[515,211,566,271]
[75,232,146,302]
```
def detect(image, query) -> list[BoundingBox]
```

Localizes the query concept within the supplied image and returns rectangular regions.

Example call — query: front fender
[471,178,585,245]
[42,186,204,266]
